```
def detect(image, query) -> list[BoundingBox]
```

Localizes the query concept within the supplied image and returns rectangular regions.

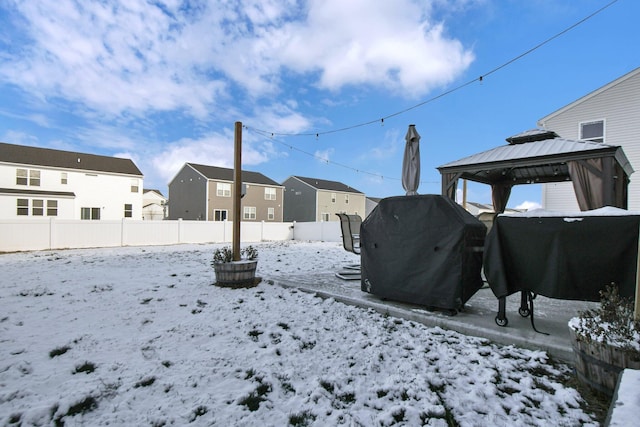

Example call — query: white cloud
[1,0,475,122]
[273,0,474,96]
[151,129,273,186]
[515,200,542,211]
[314,148,334,164]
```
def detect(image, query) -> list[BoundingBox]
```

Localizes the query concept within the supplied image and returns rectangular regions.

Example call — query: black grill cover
[360,195,486,311]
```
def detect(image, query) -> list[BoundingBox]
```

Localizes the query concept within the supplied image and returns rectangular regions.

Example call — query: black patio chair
[335,213,361,280]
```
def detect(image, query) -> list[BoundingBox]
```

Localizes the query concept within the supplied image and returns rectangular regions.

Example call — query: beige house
[168,163,284,221]
[538,67,640,211]
[282,175,366,222]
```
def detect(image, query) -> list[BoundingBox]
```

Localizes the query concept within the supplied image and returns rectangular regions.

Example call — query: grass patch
[53,396,98,425]
[189,405,208,422]
[319,380,334,394]
[134,376,156,388]
[73,361,96,375]
[238,378,272,412]
[248,329,263,341]
[289,410,316,426]
[49,346,71,358]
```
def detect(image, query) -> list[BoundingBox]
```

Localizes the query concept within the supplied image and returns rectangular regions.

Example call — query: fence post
[178,218,182,244]
[49,217,54,250]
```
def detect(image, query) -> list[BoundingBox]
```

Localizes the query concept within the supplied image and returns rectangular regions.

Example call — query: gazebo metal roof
[437,129,634,212]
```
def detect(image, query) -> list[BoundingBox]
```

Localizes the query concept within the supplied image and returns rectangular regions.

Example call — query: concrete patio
[273,272,599,363]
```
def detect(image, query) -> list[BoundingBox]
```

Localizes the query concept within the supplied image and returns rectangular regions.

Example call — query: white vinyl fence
[0,219,342,252]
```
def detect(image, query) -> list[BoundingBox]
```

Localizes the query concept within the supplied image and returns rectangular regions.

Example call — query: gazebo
[437,129,634,213]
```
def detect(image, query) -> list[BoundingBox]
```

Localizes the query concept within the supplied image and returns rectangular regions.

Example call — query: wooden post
[462,179,467,209]
[232,122,242,261]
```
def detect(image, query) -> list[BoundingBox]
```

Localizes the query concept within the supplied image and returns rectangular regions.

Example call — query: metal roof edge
[537,67,640,125]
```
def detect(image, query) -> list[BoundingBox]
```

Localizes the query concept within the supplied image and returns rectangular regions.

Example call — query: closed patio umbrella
[402,124,421,195]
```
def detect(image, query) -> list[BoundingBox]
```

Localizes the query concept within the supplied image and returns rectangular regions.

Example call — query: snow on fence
[0,219,342,252]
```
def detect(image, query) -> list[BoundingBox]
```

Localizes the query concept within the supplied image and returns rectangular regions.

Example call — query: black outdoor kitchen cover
[360,195,486,312]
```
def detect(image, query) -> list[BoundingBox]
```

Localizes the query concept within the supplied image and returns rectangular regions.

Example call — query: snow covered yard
[1,241,602,426]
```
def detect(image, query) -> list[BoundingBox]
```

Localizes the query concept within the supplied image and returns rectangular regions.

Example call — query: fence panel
[0,219,338,252]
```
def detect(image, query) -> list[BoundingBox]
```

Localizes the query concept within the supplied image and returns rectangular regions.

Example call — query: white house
[142,189,167,220]
[537,67,640,211]
[0,142,144,220]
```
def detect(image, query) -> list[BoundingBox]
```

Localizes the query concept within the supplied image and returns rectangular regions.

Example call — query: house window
[61,172,68,184]
[32,199,44,216]
[29,170,41,186]
[267,207,275,220]
[81,207,101,220]
[130,179,139,193]
[580,120,604,143]
[47,200,58,216]
[214,209,228,221]
[217,183,231,197]
[16,169,40,186]
[16,169,28,185]
[17,199,29,216]
[265,187,277,200]
[321,212,329,222]
[243,206,256,220]
[124,204,133,218]
[331,193,336,203]
[345,194,349,204]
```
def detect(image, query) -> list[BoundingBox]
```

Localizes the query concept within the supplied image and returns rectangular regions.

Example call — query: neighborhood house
[168,163,284,222]
[0,142,143,220]
[282,175,366,222]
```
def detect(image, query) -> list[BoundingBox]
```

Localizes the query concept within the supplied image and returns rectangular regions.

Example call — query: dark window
[16,169,27,185]
[17,199,28,215]
[32,199,44,216]
[47,200,58,216]
[580,120,604,143]
[214,209,228,221]
[124,204,133,218]
[81,207,101,220]
[29,170,41,186]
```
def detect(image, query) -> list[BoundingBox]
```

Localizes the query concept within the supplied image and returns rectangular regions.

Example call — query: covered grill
[360,195,486,313]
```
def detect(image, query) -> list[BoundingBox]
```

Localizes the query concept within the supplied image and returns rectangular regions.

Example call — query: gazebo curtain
[442,172,461,200]
[490,183,513,214]
[568,158,629,210]
[568,159,604,211]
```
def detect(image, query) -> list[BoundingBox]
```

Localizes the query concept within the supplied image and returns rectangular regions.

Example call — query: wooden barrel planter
[569,328,640,396]
[214,260,260,288]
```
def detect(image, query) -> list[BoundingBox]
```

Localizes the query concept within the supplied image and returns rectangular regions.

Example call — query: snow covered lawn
[1,241,600,426]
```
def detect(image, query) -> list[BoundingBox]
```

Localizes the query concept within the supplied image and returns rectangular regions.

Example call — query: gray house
[282,175,366,222]
[168,163,284,221]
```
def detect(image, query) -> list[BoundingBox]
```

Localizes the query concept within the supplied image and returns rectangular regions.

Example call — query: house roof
[0,142,143,176]
[187,163,281,186]
[438,129,634,185]
[143,188,165,197]
[0,188,76,197]
[538,67,640,124]
[289,176,363,194]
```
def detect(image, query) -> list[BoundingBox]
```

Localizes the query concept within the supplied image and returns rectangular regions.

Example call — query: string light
[247,126,441,186]
[245,0,618,138]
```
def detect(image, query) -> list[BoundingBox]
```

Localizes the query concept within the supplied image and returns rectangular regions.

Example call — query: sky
[0,241,607,425]
[0,0,638,209]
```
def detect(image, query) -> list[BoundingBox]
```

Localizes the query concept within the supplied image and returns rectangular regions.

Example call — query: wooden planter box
[569,328,640,396]
[214,260,259,288]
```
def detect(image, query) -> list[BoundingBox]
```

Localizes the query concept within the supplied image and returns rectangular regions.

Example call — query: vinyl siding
[538,69,640,211]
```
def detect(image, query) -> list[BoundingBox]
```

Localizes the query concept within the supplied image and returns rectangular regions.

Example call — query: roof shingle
[0,142,143,176]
